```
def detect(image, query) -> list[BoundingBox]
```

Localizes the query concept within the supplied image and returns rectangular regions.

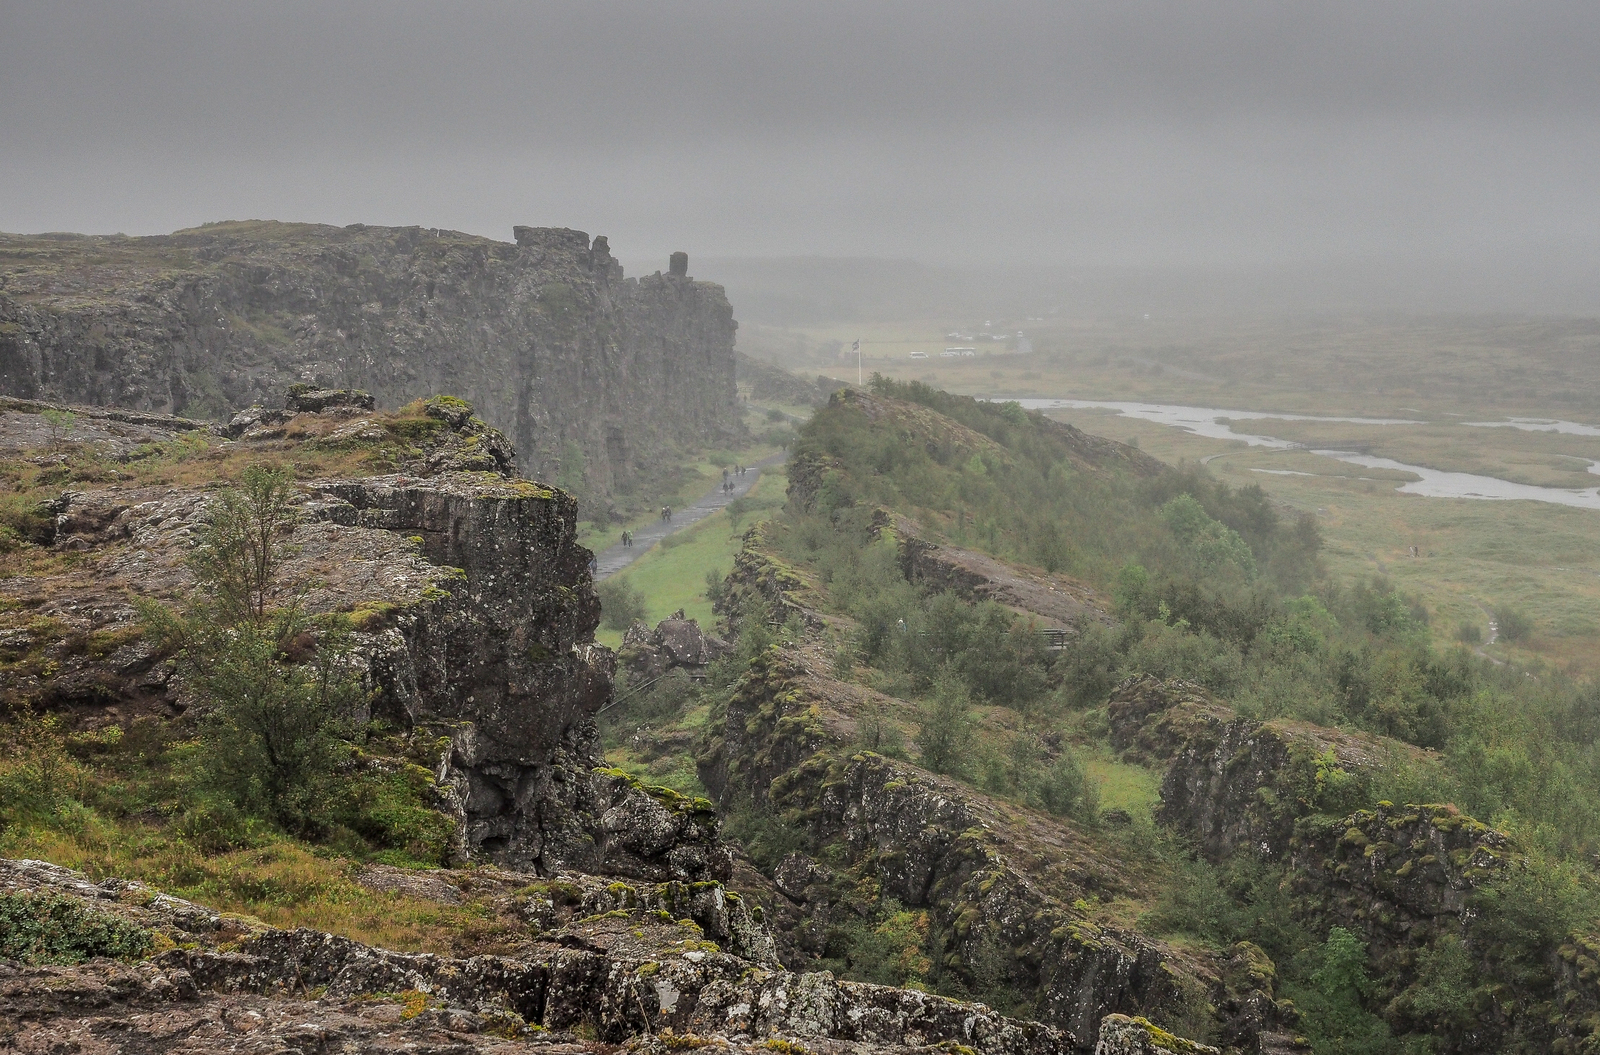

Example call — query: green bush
[181,611,364,833]
[0,891,153,965]
[1288,927,1399,1055]
[1033,746,1098,820]
[332,766,456,866]
[173,798,274,854]
[853,697,907,758]
[598,577,649,630]
[721,789,807,869]
[1495,605,1533,644]
[914,669,974,776]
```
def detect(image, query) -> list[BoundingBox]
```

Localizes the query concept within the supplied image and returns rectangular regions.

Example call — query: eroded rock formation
[1108,675,1600,1054]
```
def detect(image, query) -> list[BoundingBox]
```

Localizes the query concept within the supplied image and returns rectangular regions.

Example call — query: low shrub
[0,890,153,964]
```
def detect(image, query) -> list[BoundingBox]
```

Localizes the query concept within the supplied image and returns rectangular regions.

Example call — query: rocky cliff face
[0,392,719,878]
[0,221,739,493]
[692,639,1212,1052]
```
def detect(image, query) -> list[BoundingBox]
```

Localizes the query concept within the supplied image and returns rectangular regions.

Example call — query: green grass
[0,823,513,956]
[595,468,788,648]
[1082,747,1162,820]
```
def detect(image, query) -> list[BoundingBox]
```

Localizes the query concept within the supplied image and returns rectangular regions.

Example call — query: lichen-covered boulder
[1092,1015,1219,1055]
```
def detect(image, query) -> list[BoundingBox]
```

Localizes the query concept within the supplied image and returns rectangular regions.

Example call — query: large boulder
[620,613,733,681]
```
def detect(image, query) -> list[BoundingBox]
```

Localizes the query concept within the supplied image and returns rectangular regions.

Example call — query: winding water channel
[1008,398,1600,511]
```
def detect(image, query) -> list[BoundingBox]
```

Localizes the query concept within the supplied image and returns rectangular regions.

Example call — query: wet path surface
[594,453,784,580]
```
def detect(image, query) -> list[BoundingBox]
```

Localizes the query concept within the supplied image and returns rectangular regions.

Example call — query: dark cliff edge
[0,221,739,493]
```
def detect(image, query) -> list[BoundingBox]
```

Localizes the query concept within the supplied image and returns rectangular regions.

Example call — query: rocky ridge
[1107,675,1600,1054]
[0,858,1074,1055]
[0,221,739,493]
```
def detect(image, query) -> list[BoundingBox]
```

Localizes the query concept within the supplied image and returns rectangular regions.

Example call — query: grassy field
[2,825,513,956]
[786,314,1600,421]
[595,467,788,648]
[1081,746,1162,820]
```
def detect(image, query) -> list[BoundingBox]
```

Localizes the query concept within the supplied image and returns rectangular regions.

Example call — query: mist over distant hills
[653,248,1600,328]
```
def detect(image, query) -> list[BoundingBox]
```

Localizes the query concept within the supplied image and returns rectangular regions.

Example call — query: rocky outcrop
[697,650,1206,1052]
[735,351,840,407]
[0,222,740,492]
[1112,676,1600,1055]
[1105,676,1390,863]
[715,521,823,627]
[0,858,1073,1055]
[1093,1015,1220,1055]
[0,394,719,878]
[895,519,1105,628]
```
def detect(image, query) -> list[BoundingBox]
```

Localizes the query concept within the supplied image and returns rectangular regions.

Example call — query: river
[1007,398,1600,511]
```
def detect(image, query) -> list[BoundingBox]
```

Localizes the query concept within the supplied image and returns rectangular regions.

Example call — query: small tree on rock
[141,463,364,833]
[188,464,299,623]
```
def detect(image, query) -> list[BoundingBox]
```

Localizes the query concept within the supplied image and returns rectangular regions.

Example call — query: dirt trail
[1475,604,1504,665]
[595,453,784,580]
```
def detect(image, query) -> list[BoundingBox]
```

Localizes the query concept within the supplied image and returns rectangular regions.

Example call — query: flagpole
[856,338,862,386]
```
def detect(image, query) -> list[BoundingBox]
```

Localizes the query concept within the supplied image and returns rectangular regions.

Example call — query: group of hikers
[620,529,634,547]
[720,464,750,494]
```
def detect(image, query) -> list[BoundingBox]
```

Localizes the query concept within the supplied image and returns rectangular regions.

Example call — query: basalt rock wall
[696,650,1201,1052]
[0,222,739,492]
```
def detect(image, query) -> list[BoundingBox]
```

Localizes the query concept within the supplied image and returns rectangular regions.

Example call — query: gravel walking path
[594,453,784,580]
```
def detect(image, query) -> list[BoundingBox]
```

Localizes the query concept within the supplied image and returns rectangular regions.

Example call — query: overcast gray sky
[4,1,1599,283]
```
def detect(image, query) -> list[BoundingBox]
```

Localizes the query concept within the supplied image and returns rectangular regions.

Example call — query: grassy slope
[4,825,511,956]
[768,319,1600,676]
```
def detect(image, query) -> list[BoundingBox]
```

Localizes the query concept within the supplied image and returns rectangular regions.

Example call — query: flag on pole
[851,340,859,352]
